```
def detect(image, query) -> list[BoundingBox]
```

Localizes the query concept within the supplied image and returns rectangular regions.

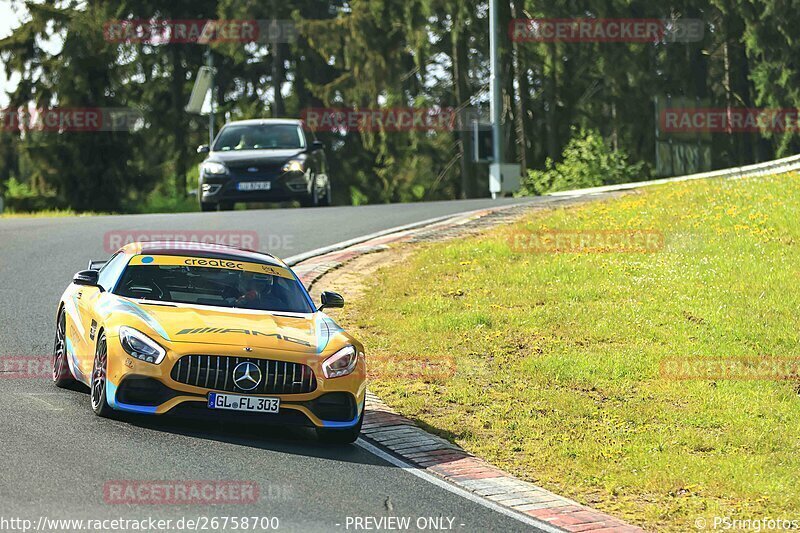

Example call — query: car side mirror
[311,140,324,151]
[197,144,210,154]
[87,259,107,271]
[73,269,101,288]
[319,291,344,311]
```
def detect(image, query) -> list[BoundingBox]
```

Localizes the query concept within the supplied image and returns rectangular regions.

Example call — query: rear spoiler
[87,260,107,271]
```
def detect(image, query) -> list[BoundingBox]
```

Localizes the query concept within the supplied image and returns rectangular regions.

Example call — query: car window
[213,124,305,151]
[97,253,129,292]
[114,259,314,314]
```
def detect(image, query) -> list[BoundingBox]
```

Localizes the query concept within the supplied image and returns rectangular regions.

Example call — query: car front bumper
[200,172,310,204]
[103,337,367,429]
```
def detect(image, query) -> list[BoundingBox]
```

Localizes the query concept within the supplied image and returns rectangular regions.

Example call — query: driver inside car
[235,132,257,150]
[223,273,276,309]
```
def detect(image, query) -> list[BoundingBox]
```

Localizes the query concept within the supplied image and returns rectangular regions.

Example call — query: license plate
[237,181,271,191]
[208,392,280,413]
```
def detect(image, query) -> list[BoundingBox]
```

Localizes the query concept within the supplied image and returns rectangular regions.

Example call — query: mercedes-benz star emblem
[232,362,262,391]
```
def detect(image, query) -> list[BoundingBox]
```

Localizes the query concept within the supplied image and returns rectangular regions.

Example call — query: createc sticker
[128,255,294,279]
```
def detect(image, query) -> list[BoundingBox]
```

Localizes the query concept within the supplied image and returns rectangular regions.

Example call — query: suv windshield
[213,124,304,151]
[114,257,314,314]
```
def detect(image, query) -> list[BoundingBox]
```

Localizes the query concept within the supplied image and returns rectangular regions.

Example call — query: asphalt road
[0,198,549,533]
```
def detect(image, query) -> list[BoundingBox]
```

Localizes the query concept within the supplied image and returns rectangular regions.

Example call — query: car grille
[171,355,317,395]
[227,162,284,178]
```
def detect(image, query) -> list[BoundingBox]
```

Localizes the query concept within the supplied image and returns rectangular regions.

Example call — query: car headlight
[202,161,228,175]
[282,160,304,173]
[322,345,360,378]
[119,326,166,364]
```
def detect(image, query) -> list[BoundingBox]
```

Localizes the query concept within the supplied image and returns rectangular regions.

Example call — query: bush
[2,177,61,212]
[123,176,198,214]
[520,128,646,195]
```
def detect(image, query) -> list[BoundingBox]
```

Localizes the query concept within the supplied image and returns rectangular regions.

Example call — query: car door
[74,253,127,376]
[74,283,103,376]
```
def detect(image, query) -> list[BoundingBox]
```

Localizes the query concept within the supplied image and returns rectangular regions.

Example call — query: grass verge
[343,173,800,531]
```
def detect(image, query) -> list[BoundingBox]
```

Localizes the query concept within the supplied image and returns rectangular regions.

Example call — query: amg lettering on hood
[176,327,312,347]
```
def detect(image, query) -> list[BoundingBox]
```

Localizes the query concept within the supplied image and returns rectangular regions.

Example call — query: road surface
[0,198,551,532]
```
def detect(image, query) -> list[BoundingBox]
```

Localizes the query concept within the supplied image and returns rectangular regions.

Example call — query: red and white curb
[361,394,641,533]
[289,205,644,533]
[288,204,534,284]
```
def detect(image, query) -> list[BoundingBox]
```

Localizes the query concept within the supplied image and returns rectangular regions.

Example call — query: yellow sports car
[52,241,366,443]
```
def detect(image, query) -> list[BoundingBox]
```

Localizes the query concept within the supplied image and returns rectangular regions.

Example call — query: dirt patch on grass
[307,245,413,309]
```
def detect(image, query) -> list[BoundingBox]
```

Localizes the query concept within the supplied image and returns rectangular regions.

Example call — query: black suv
[197,119,331,211]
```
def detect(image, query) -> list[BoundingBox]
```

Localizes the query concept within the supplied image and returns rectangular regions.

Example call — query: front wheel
[200,202,217,212]
[90,332,114,417]
[52,308,75,388]
[315,410,363,444]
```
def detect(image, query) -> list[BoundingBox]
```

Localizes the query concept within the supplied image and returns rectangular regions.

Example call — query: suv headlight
[282,160,304,173]
[119,326,166,364]
[202,161,228,175]
[322,345,360,378]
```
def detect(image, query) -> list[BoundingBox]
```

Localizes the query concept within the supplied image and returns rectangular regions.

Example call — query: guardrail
[547,152,800,197]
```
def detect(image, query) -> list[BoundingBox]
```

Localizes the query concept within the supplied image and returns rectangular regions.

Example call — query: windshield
[213,124,305,151]
[114,257,314,314]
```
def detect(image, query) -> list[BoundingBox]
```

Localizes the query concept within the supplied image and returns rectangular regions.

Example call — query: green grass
[0,208,101,218]
[343,173,800,531]
[0,195,199,217]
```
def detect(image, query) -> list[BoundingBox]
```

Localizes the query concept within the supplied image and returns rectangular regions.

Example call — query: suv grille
[171,355,317,395]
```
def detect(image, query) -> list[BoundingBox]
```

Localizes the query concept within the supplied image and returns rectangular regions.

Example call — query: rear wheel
[90,332,114,417]
[315,410,363,444]
[52,308,74,388]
